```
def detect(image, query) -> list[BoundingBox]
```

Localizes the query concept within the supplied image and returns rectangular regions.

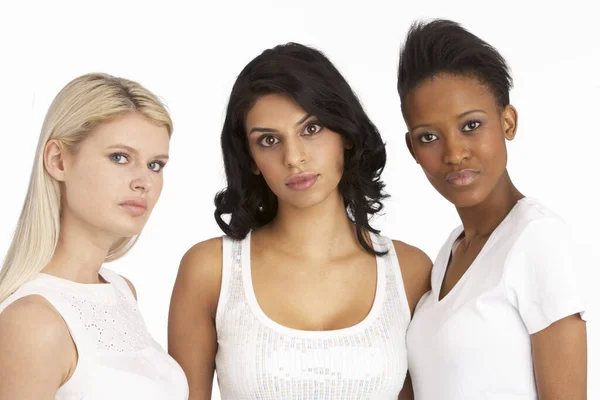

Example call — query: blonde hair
[0,73,173,303]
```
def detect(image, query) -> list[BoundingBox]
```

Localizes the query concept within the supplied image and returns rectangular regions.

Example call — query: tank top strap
[371,233,412,325]
[215,234,247,330]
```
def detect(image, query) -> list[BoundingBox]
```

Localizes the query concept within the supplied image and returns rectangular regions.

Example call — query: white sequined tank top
[0,267,189,400]
[215,232,411,399]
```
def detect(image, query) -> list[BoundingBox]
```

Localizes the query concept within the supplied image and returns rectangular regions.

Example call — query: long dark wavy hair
[215,43,388,255]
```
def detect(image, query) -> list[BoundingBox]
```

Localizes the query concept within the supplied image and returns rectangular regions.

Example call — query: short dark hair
[214,43,388,255]
[397,19,513,111]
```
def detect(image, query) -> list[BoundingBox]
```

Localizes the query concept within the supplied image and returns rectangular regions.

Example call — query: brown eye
[463,120,481,132]
[259,135,280,147]
[419,133,438,143]
[304,123,322,136]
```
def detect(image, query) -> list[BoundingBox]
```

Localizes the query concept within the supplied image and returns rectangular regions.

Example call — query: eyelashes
[463,120,481,132]
[109,152,166,173]
[416,119,483,144]
[258,135,280,147]
[418,133,438,144]
[257,122,324,148]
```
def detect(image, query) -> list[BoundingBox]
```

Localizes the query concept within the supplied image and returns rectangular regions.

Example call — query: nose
[283,137,307,168]
[442,132,470,165]
[130,166,152,193]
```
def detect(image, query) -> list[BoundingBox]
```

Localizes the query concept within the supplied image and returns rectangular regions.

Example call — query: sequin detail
[215,234,410,400]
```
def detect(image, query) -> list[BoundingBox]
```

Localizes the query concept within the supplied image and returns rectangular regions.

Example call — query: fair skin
[169,94,432,400]
[0,111,169,399]
[404,73,587,399]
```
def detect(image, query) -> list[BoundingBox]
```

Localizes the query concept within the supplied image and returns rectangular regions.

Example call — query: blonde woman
[0,74,188,399]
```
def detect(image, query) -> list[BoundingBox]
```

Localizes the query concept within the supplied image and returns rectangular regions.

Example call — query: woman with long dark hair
[169,43,431,399]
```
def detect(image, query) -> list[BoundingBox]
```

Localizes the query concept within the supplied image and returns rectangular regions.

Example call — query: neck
[266,190,361,260]
[456,171,524,240]
[43,210,119,283]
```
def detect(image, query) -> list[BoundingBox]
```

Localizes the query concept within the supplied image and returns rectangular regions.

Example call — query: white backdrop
[1,1,598,398]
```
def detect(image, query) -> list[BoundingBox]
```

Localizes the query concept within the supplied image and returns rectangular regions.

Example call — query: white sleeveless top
[0,267,189,400]
[215,232,411,399]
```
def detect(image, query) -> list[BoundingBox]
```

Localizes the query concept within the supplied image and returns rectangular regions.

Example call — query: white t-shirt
[406,197,587,399]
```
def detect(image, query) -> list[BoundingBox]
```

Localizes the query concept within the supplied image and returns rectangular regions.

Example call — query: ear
[405,132,418,163]
[502,104,518,141]
[43,139,68,182]
[343,137,353,150]
[250,160,261,176]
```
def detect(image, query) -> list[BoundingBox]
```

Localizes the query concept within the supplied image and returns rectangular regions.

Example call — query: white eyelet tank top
[0,267,189,400]
[214,232,411,399]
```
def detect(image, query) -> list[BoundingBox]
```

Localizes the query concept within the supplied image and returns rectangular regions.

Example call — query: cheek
[313,135,345,172]
[414,146,442,175]
[65,157,123,203]
[148,175,164,208]
[477,130,508,168]
[64,164,119,214]
[253,150,283,179]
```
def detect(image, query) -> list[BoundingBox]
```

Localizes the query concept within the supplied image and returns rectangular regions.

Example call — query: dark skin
[402,72,587,399]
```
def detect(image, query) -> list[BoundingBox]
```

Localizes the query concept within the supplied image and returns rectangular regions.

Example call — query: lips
[285,172,319,191]
[445,169,480,187]
[119,199,148,216]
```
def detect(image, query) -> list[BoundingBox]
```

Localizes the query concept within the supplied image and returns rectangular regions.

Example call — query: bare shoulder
[183,237,223,266]
[392,240,432,269]
[119,275,137,300]
[0,295,74,391]
[179,237,223,283]
[172,237,224,315]
[392,240,433,316]
[0,295,71,345]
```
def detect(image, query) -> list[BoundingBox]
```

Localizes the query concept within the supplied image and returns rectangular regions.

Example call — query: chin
[442,189,488,209]
[281,190,332,210]
[106,219,147,238]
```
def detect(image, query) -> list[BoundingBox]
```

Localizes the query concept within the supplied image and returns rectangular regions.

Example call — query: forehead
[246,94,307,131]
[84,112,170,153]
[404,74,497,125]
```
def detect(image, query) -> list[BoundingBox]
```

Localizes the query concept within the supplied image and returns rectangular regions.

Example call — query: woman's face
[50,111,170,239]
[245,94,348,210]
[403,73,518,208]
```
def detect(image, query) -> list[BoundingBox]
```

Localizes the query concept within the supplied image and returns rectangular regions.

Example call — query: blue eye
[419,133,438,143]
[148,161,166,172]
[110,153,128,163]
[463,120,481,132]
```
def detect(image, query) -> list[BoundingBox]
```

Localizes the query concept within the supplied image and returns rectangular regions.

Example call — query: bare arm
[393,240,432,400]
[168,238,223,400]
[531,313,587,399]
[392,240,432,319]
[0,296,76,400]
[398,373,414,400]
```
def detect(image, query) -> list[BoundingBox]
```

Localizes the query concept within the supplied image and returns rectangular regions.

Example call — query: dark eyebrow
[412,122,433,131]
[411,109,487,131]
[248,113,314,135]
[248,127,277,135]
[457,109,486,118]
[107,144,169,160]
[295,113,313,126]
